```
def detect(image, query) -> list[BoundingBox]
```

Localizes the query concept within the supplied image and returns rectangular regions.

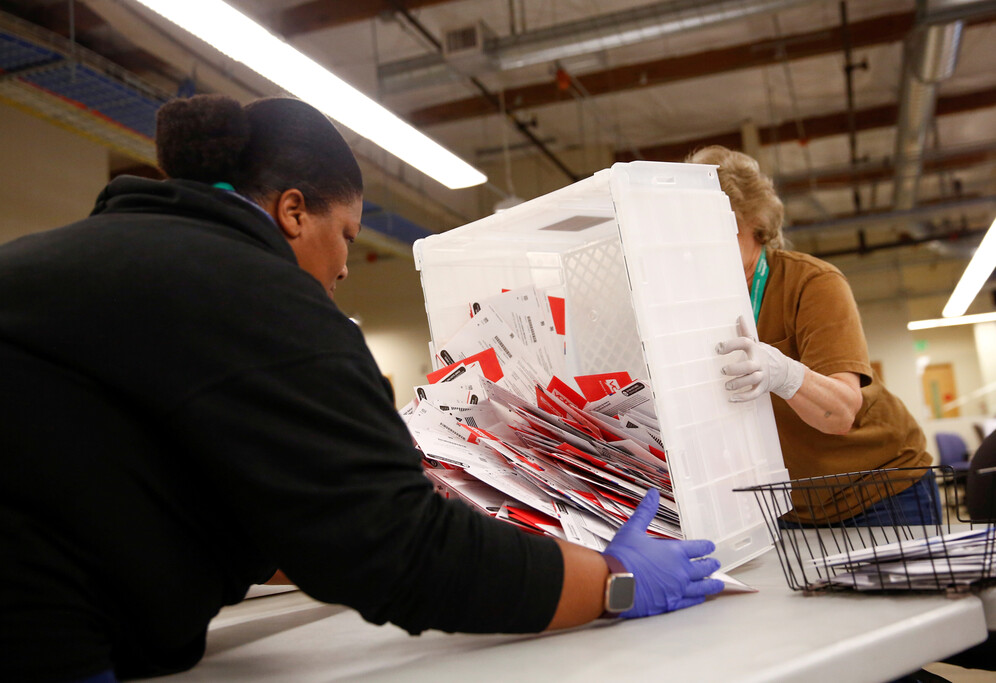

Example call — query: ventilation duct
[378,0,817,95]
[891,15,964,211]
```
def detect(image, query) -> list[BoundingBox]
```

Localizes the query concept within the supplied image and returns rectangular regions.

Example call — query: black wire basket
[734,466,996,593]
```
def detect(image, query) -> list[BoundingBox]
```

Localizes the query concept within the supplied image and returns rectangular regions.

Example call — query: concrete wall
[333,255,432,408]
[910,323,988,417]
[860,299,924,420]
[974,322,996,398]
[0,103,109,244]
[858,295,991,465]
[857,283,994,423]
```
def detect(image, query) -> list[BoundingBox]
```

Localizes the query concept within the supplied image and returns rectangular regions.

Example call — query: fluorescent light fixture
[907,311,996,330]
[942,215,996,317]
[130,0,487,190]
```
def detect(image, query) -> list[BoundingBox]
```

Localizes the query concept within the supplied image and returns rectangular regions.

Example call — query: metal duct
[891,18,963,211]
[378,0,817,94]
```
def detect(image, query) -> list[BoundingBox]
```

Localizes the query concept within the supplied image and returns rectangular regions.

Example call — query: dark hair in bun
[155,94,362,212]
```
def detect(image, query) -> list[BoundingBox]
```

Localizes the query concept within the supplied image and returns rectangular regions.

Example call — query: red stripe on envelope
[548,296,566,335]
[545,376,586,410]
[507,505,559,528]
[426,347,504,384]
[460,425,500,444]
[536,386,570,418]
[574,372,633,402]
[555,442,607,468]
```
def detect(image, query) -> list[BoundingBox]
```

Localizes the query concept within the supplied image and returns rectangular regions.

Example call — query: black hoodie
[0,177,562,681]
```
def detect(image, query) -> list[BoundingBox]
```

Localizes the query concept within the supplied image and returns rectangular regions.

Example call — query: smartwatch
[601,554,636,617]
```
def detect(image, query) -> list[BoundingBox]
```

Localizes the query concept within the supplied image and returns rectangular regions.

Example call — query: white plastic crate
[413,161,789,569]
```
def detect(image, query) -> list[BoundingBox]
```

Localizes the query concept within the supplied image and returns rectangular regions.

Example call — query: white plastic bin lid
[414,161,789,569]
[609,161,789,568]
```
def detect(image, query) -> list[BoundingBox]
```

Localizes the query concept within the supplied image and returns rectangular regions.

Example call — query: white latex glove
[715,315,806,401]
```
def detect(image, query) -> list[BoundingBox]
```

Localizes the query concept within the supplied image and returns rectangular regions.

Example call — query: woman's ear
[271,189,307,239]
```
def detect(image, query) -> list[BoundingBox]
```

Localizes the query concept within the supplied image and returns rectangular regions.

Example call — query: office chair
[935,432,971,511]
[935,432,971,475]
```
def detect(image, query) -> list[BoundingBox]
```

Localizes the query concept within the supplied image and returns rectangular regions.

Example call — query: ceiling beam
[787,195,996,235]
[407,9,996,128]
[408,10,907,127]
[616,86,996,163]
[776,143,996,196]
[106,48,180,78]
[276,0,455,37]
[3,2,182,85]
[17,1,106,35]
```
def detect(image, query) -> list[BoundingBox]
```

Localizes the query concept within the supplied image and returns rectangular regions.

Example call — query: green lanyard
[750,248,769,324]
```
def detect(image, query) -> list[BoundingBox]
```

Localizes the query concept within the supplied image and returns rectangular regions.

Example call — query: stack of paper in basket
[400,286,679,552]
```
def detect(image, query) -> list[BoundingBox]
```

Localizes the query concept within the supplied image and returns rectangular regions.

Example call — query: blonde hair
[686,145,785,249]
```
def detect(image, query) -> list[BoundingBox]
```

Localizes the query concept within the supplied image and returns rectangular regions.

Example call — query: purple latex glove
[603,489,725,618]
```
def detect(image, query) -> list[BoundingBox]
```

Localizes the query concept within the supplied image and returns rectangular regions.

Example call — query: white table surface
[158,546,990,683]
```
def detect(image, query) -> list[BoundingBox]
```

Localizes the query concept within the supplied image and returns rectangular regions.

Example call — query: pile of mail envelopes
[815,528,996,590]
[401,286,680,550]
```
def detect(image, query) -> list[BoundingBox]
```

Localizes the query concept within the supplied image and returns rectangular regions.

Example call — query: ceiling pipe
[378,0,817,94]
[828,249,980,276]
[891,7,964,211]
[774,139,996,196]
[787,195,996,236]
[810,224,987,259]
[388,4,579,182]
[854,282,996,307]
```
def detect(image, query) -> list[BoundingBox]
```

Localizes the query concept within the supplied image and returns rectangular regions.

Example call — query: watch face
[606,574,636,613]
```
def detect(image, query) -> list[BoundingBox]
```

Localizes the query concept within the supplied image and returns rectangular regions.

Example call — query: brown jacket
[758,249,931,522]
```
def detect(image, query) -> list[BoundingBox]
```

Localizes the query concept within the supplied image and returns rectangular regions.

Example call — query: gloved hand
[603,489,724,618]
[715,315,806,401]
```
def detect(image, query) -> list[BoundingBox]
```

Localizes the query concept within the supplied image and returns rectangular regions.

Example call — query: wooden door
[922,363,959,418]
